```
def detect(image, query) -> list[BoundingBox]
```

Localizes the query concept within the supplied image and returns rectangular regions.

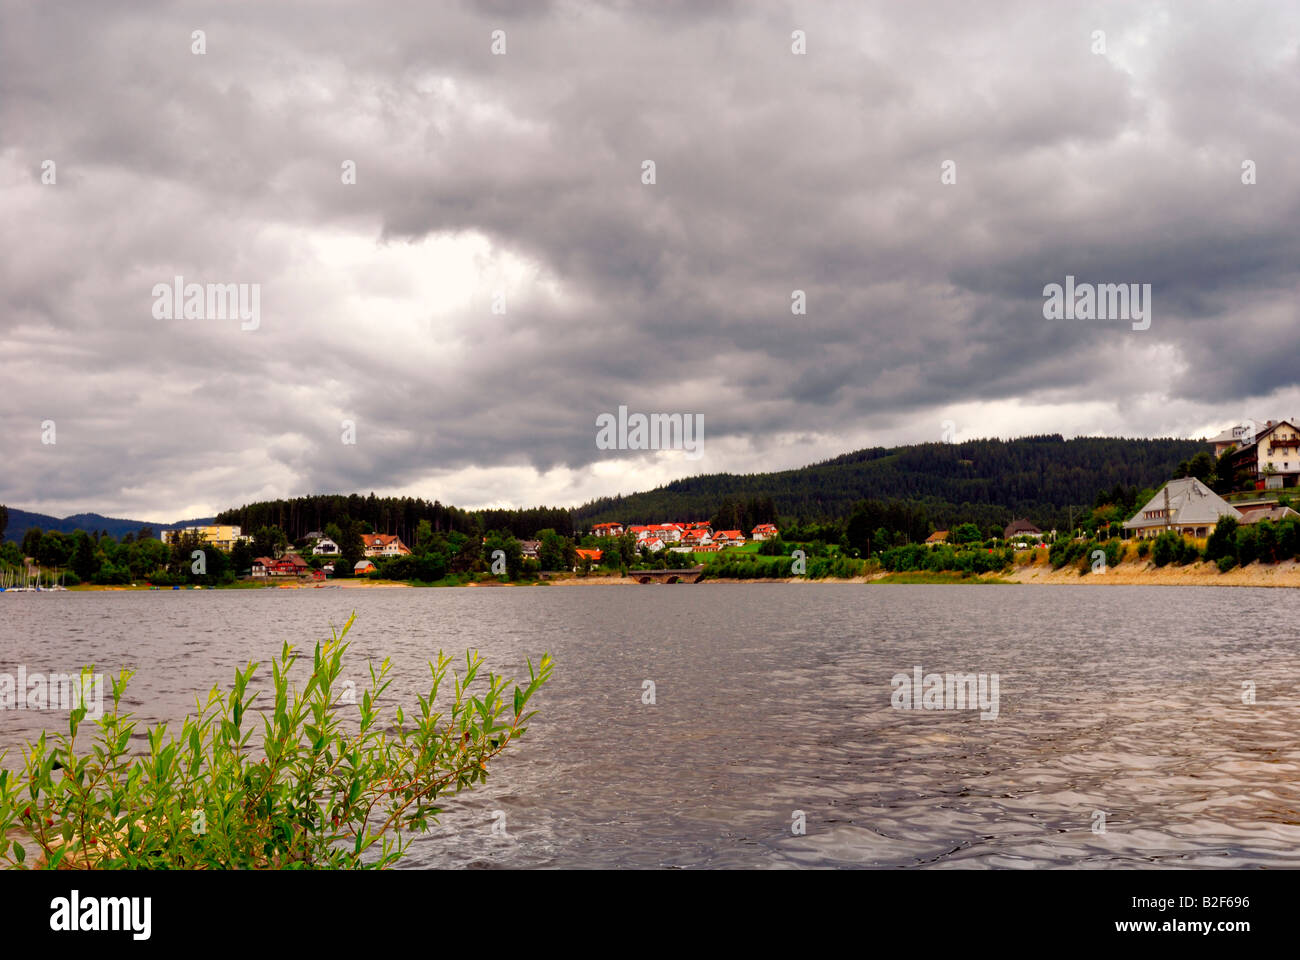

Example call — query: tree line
[213,494,577,544]
[573,435,1205,532]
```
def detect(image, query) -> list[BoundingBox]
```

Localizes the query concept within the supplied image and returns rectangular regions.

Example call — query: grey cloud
[3,0,1300,517]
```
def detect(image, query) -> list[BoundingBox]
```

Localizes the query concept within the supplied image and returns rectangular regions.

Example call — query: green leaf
[513,686,523,715]
[13,841,25,864]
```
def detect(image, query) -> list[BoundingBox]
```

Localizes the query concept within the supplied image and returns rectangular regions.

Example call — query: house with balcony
[643,524,683,543]
[750,523,778,541]
[270,555,309,577]
[680,529,712,547]
[591,522,625,537]
[1122,477,1243,539]
[1226,419,1300,489]
[312,536,340,556]
[362,534,411,557]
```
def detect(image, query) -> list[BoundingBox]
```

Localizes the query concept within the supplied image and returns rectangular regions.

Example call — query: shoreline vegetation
[0,614,554,870]
[54,558,1300,589]
[9,463,1300,591]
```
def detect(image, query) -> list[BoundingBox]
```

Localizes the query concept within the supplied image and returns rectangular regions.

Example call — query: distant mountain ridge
[0,507,213,543]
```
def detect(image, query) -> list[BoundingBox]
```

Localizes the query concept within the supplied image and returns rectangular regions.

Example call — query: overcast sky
[3,1,1299,521]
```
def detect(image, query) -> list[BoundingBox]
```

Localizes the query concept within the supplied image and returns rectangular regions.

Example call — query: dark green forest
[571,435,1206,534]
[213,494,577,545]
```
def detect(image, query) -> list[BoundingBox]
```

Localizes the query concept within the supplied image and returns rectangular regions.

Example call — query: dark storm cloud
[2,0,1299,517]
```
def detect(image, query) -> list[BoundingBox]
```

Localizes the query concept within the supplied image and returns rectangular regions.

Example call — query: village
[234,522,784,580]
[11,418,1300,589]
[157,418,1300,584]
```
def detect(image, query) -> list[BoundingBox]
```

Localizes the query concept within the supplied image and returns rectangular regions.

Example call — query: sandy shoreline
[1006,558,1300,587]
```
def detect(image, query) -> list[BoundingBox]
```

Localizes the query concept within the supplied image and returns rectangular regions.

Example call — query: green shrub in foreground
[0,614,552,869]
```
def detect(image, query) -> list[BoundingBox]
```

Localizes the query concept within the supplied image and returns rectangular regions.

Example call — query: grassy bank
[869,571,1012,584]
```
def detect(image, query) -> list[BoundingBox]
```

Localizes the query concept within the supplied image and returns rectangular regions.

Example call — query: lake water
[2,584,1299,868]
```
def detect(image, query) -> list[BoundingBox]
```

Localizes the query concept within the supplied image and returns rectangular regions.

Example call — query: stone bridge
[633,566,705,584]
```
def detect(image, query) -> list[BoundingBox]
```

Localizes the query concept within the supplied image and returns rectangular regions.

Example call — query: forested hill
[0,507,212,544]
[214,495,575,546]
[572,435,1206,532]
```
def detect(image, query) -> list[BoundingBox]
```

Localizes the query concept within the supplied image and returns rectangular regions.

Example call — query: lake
[2,583,1299,868]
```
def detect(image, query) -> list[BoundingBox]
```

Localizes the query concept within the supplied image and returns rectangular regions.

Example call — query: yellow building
[160,525,249,550]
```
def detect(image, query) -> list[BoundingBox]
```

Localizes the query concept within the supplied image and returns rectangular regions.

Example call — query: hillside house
[639,524,683,544]
[270,555,309,577]
[1003,519,1042,540]
[362,534,411,558]
[1208,421,1264,457]
[681,529,713,547]
[1122,477,1243,539]
[1226,419,1300,489]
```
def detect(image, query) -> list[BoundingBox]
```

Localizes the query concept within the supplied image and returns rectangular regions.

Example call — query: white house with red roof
[639,537,665,553]
[712,529,746,547]
[592,522,625,537]
[750,523,778,541]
